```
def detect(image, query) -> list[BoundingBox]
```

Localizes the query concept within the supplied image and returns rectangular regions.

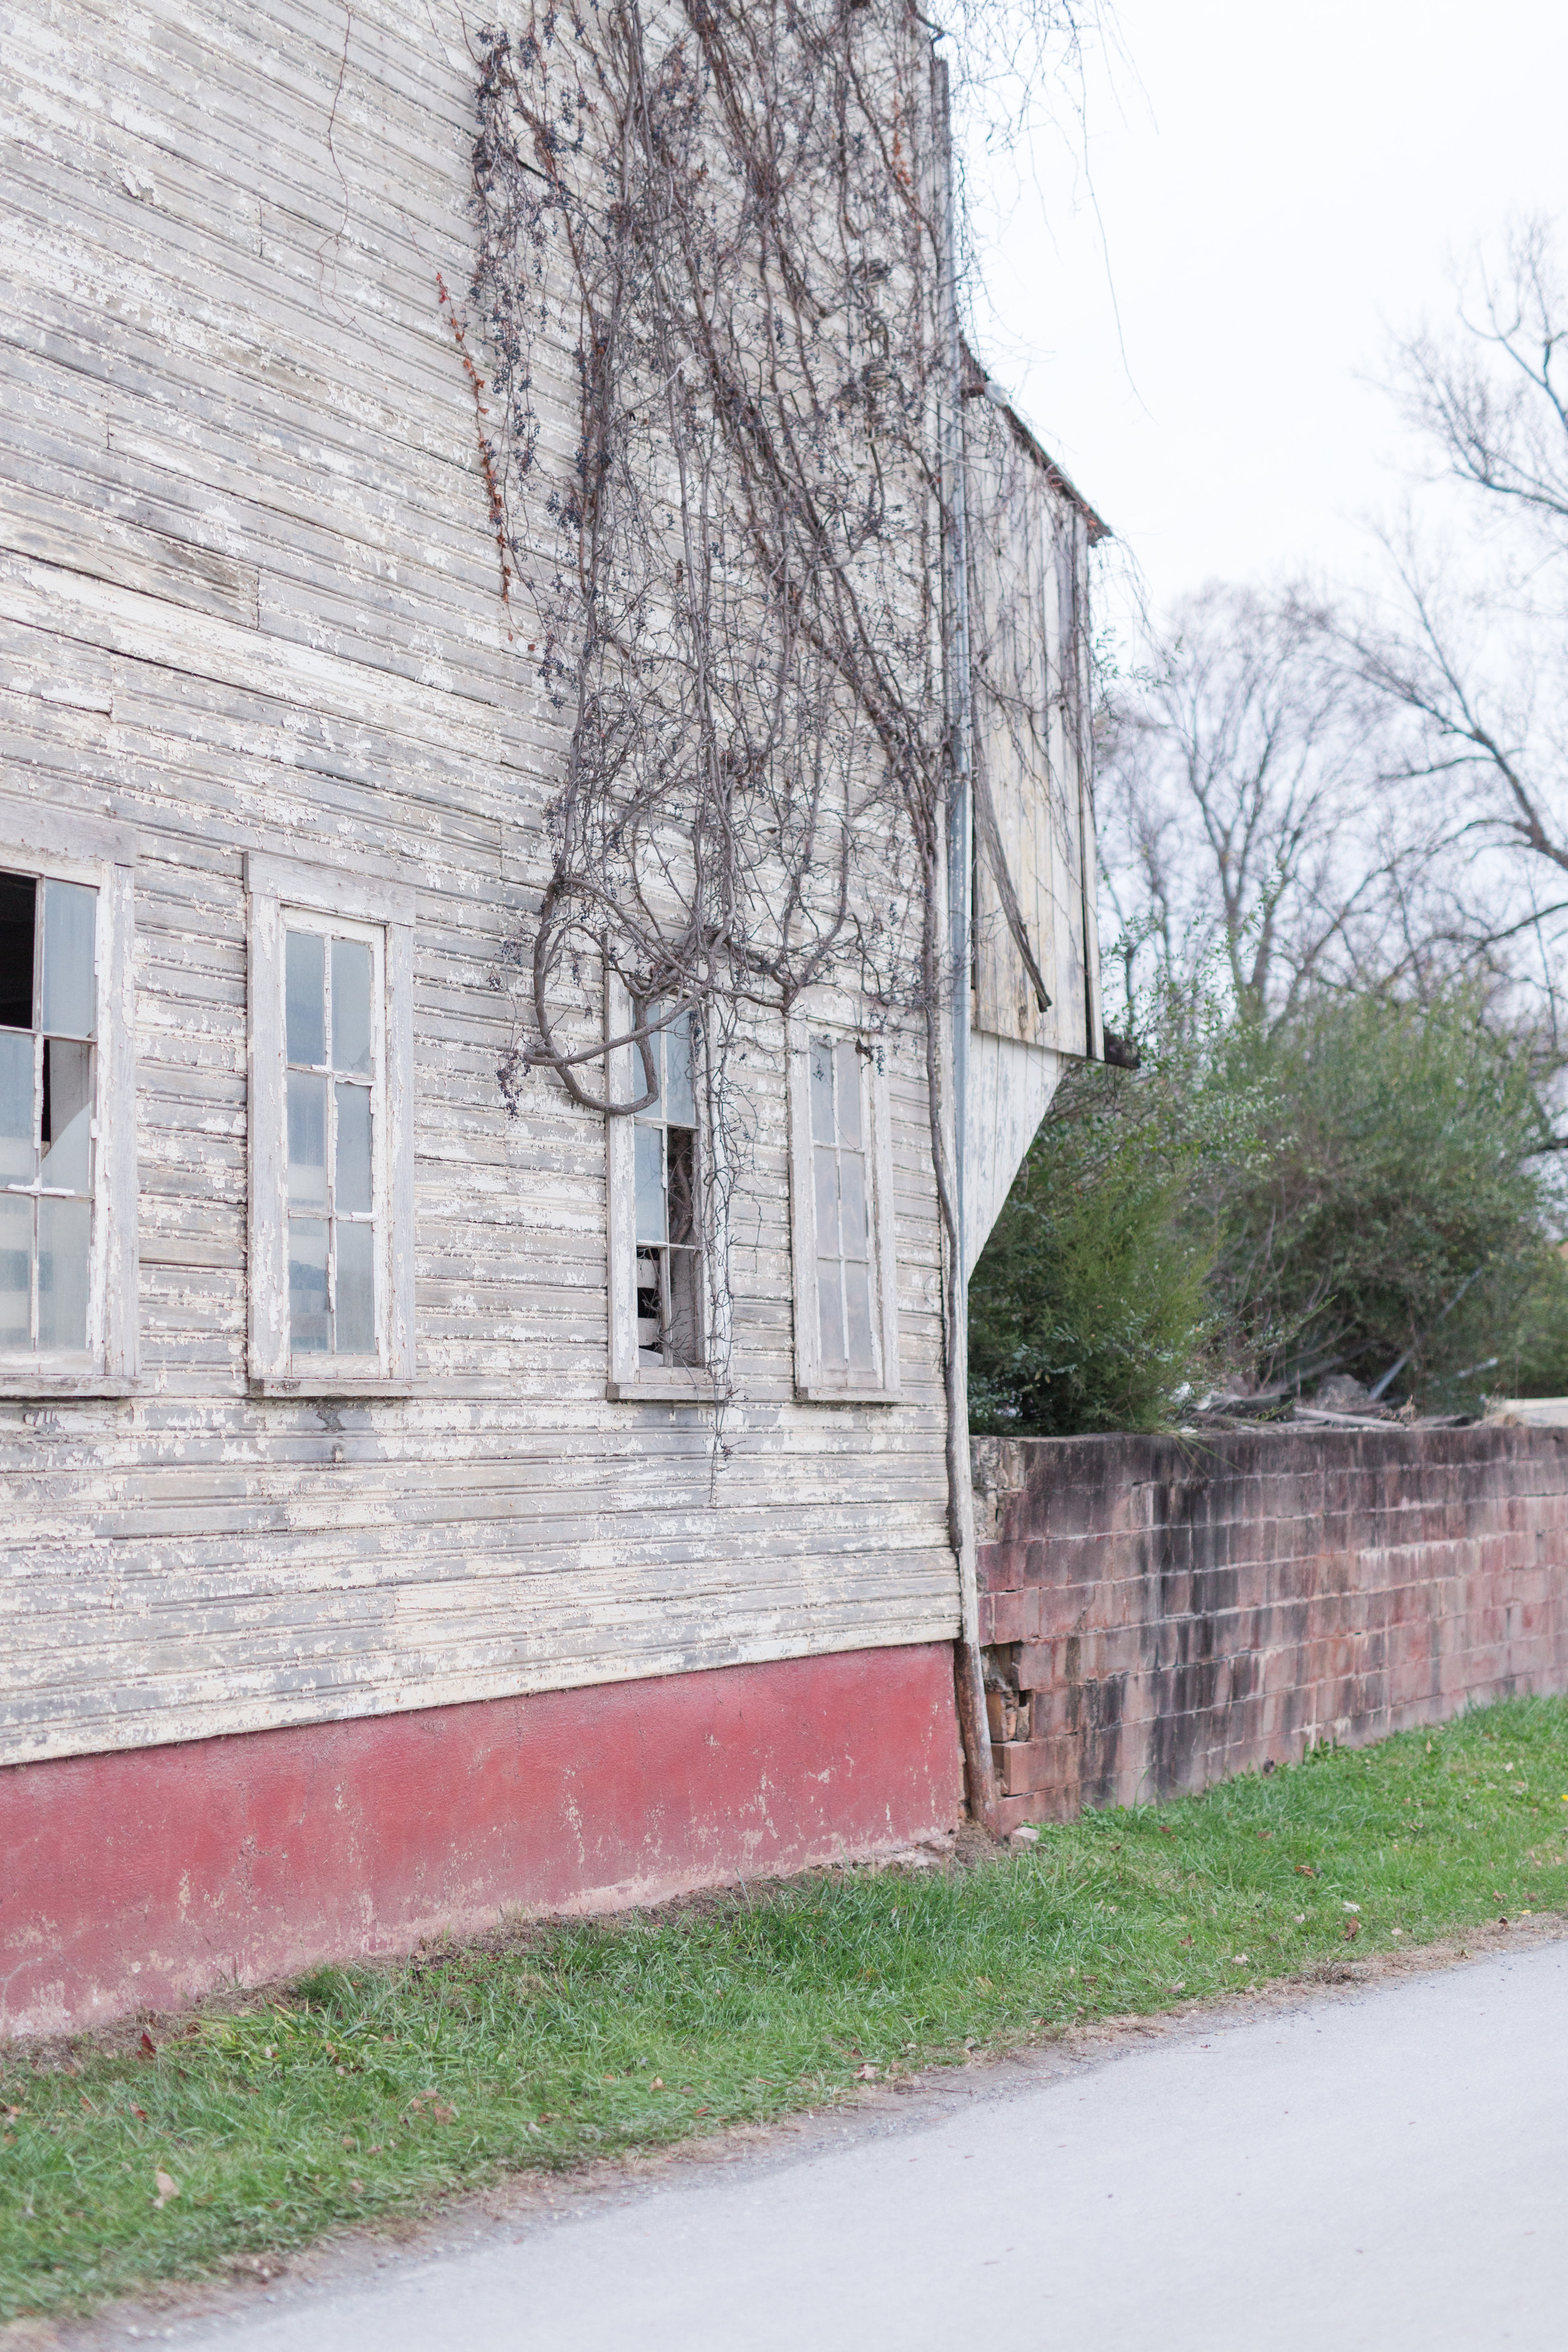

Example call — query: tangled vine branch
[472,0,949,1130]
[452,0,1094,1820]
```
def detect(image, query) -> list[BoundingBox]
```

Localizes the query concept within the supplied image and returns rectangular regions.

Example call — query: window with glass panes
[0,870,97,1357]
[283,921,380,1360]
[632,1003,702,1369]
[809,1034,878,1379]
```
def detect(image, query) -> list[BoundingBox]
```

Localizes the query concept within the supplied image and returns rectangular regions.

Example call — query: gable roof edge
[960,341,1112,546]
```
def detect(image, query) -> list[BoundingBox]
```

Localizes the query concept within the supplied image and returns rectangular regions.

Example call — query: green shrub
[967,982,1257,1433]
[1215,991,1560,1407]
[1479,1242,1568,1401]
[970,981,1565,1433]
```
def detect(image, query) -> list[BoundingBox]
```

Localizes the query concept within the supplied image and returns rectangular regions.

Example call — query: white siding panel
[0,0,960,1769]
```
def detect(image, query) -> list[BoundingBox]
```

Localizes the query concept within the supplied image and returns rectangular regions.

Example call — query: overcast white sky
[973,0,1568,622]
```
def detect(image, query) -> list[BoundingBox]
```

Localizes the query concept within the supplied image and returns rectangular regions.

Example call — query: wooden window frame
[0,797,138,1400]
[246,850,415,1399]
[603,970,727,1404]
[787,998,901,1404]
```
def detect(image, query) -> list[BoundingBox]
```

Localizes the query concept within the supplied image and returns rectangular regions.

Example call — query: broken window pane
[634,1121,665,1244]
[666,1125,697,1248]
[665,1246,702,1365]
[635,1243,663,1364]
[41,1039,93,1195]
[629,1000,702,1369]
[285,930,326,1066]
[332,938,373,1076]
[336,1218,375,1355]
[0,872,35,1032]
[38,1195,90,1352]
[0,873,98,1357]
[664,1009,696,1125]
[40,881,95,1039]
[335,1082,373,1216]
[288,1216,330,1353]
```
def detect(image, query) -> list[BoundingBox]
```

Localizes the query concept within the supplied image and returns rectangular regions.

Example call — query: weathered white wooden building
[0,0,1104,2032]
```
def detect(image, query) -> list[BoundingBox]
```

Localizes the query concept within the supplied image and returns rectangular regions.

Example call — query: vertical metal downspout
[941,65,972,1288]
[934,51,996,1831]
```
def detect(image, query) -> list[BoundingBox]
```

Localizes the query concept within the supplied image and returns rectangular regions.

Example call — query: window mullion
[325,1046,337,1357]
[659,1115,670,1360]
[323,940,334,1355]
[658,1115,672,1374]
[866,1127,880,1385]
[837,1136,849,1370]
[29,1027,41,1348]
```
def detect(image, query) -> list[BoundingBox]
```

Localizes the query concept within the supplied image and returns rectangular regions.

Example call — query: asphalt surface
[150,1939,1568,2351]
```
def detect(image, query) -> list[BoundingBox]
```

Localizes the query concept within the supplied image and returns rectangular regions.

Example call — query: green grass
[7,1693,1568,2322]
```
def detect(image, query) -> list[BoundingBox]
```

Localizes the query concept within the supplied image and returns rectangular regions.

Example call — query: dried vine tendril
[455,0,1098,1819]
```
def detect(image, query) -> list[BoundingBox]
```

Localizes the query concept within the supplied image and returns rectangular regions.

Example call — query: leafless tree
[1098,583,1435,1024]
[1345,217,1568,1051]
[1394,216,1568,542]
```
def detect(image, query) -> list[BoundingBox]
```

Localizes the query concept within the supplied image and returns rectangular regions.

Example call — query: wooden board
[0,0,960,1769]
[967,400,1101,1061]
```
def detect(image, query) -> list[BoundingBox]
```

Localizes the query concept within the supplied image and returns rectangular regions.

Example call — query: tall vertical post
[939,58,972,1290]
[934,51,995,1831]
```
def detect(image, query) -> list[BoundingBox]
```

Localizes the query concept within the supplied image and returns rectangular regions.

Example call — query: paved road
[159,1941,1568,2351]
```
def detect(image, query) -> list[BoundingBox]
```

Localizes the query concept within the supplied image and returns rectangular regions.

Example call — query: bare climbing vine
[476,0,947,1079]
[451,0,1098,1818]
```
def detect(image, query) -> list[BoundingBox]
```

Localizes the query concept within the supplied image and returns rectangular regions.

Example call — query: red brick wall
[972,1427,1568,1831]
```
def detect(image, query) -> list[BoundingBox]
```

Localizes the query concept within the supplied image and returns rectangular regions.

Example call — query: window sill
[793,1381,903,1406]
[606,1368,729,1404]
[250,1375,416,1401]
[0,1374,138,1401]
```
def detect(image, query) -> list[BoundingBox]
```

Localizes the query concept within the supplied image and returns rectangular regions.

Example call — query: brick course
[973,1426,1568,1825]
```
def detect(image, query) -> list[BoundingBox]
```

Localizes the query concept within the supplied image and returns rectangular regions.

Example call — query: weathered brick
[978,1587,1030,1646]
[997,1735,1079,1796]
[968,1423,1568,1822]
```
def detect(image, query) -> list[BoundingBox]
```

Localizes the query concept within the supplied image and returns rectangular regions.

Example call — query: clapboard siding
[968,403,1099,1061]
[0,0,961,1767]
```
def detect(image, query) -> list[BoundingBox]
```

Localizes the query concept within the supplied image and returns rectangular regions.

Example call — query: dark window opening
[0,871,36,1032]
[0,871,97,1355]
[632,1001,702,1369]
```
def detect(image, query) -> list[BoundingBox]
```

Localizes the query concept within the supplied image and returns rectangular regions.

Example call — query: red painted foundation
[0,1644,961,2035]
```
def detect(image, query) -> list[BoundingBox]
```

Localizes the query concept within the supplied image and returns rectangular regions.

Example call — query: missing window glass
[0,872,35,1032]
[631,1001,702,1369]
[0,869,97,1359]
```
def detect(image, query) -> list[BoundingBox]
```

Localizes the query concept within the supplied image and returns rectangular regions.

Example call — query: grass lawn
[6,1693,1568,2323]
